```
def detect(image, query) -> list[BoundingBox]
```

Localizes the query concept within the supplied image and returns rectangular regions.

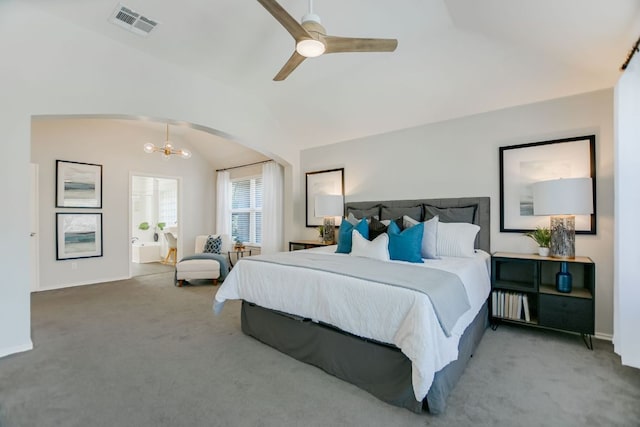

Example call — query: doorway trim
[30,163,40,292]
[129,171,183,278]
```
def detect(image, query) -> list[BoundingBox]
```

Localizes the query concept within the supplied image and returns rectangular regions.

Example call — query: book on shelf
[505,292,510,319]
[510,292,515,319]
[523,294,531,322]
[492,291,497,317]
[491,289,532,322]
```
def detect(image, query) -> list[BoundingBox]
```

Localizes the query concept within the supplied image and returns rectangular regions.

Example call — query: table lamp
[315,194,344,244]
[532,177,593,292]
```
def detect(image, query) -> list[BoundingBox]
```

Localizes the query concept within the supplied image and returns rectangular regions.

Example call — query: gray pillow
[380,205,422,222]
[423,204,477,224]
[346,205,380,220]
[346,211,379,226]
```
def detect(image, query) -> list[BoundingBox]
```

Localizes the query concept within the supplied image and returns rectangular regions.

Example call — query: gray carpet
[130,261,175,277]
[0,273,638,427]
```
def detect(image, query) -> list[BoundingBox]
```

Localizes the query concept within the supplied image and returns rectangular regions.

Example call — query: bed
[214,197,491,414]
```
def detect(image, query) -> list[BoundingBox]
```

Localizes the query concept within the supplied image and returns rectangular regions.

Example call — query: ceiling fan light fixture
[296,39,325,57]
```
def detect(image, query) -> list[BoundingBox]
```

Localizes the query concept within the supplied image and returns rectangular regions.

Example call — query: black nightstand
[490,252,595,349]
[288,240,333,251]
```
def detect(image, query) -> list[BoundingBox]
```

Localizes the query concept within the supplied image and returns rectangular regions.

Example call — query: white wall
[0,2,297,358]
[300,89,614,337]
[614,54,640,368]
[31,118,214,290]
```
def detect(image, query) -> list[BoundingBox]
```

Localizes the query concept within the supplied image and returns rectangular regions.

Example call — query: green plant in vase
[524,227,551,256]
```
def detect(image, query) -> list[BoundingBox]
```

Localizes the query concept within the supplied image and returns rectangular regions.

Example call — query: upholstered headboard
[344,197,490,253]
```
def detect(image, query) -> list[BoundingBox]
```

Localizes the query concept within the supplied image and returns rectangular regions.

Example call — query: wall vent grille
[109,4,159,37]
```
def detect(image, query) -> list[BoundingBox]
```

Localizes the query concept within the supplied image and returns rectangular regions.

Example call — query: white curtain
[614,52,640,368]
[216,171,232,238]
[261,162,284,254]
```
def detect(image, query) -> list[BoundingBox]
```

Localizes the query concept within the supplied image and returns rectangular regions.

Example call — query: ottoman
[175,258,221,287]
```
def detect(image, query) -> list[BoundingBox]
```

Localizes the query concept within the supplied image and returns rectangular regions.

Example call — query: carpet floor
[0,272,638,427]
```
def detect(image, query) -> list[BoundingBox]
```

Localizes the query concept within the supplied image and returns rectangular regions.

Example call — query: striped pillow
[436,222,480,258]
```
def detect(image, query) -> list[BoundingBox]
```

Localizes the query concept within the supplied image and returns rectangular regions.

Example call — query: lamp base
[556,261,573,293]
[322,217,335,244]
[550,215,575,259]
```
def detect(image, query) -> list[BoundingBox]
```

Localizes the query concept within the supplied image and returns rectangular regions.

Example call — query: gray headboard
[345,197,490,253]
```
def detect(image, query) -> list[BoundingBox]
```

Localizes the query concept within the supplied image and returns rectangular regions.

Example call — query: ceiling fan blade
[324,36,398,54]
[274,51,307,81]
[257,0,311,41]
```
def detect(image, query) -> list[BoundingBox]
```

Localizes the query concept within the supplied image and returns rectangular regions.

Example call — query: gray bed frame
[241,197,490,414]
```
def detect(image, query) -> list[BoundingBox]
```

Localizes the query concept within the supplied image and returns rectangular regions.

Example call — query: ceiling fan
[257,0,398,81]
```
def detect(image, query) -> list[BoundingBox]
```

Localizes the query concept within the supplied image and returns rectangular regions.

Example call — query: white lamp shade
[314,194,344,217]
[532,178,593,216]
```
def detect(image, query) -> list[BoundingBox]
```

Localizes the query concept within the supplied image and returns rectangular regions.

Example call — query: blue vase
[556,262,572,293]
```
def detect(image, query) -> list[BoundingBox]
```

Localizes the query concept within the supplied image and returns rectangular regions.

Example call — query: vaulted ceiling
[26,0,640,152]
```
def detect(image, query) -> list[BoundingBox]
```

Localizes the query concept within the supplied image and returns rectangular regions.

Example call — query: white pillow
[436,222,480,258]
[350,230,390,261]
[403,215,439,259]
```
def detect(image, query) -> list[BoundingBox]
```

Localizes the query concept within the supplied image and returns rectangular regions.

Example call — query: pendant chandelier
[143,124,192,159]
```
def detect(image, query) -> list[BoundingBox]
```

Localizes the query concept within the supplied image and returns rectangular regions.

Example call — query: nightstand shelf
[491,252,595,349]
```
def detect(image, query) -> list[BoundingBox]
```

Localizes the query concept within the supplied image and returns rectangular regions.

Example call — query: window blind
[231,176,263,244]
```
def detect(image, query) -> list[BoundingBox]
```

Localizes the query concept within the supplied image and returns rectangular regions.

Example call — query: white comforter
[213,246,491,401]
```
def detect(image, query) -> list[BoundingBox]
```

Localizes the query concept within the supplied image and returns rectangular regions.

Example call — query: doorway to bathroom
[130,174,180,277]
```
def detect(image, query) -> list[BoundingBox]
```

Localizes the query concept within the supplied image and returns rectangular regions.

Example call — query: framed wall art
[305,168,344,227]
[499,135,596,234]
[56,213,103,260]
[56,160,102,208]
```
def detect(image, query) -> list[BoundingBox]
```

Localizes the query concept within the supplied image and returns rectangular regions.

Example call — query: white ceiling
[26,0,640,155]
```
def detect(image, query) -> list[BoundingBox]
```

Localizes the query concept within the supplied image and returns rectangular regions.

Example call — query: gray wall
[0,2,296,357]
[299,89,614,337]
[31,118,215,290]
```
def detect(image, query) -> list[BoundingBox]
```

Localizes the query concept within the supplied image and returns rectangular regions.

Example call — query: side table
[228,249,252,268]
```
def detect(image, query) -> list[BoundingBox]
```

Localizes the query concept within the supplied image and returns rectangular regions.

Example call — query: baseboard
[595,332,613,342]
[0,340,33,359]
[35,275,131,292]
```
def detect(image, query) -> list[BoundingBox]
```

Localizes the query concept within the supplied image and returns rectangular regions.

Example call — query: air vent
[109,4,159,37]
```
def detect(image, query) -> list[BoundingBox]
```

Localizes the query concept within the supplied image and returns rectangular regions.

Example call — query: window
[157,178,177,225]
[231,176,262,244]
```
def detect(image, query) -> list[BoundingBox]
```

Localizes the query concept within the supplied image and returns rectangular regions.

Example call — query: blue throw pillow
[336,218,369,254]
[387,221,424,263]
